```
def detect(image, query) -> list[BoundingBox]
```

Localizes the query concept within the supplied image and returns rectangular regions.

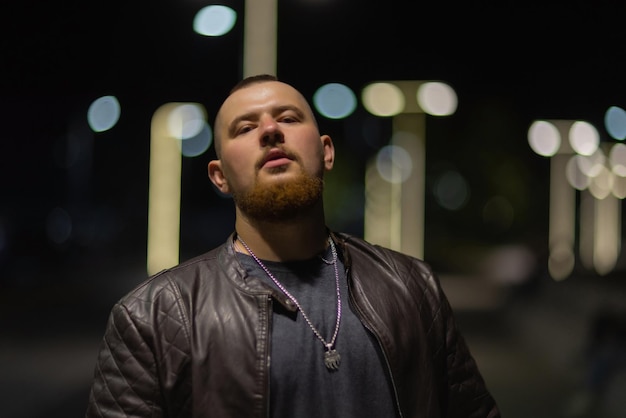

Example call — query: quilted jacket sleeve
[442,293,500,418]
[85,302,164,418]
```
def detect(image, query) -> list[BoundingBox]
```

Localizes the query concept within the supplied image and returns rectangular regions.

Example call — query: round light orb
[193,5,237,36]
[416,82,457,116]
[588,165,614,200]
[566,155,591,190]
[569,121,599,156]
[87,95,121,133]
[362,83,404,117]
[612,175,626,199]
[167,103,206,140]
[180,123,213,157]
[604,106,626,140]
[375,145,413,183]
[313,83,357,119]
[434,170,469,210]
[576,150,606,178]
[609,143,626,177]
[528,120,561,157]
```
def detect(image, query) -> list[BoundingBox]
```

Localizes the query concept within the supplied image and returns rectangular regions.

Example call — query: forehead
[219,81,312,122]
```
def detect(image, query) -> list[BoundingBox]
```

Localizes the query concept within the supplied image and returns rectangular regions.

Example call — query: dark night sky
[2,0,626,289]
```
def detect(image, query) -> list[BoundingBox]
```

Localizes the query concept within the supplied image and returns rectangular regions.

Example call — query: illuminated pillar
[364,162,394,249]
[578,189,594,270]
[586,143,623,275]
[529,120,578,280]
[147,103,207,275]
[594,193,620,275]
[147,104,183,275]
[548,150,576,280]
[243,0,277,76]
[362,81,457,259]
[527,119,623,279]
[392,113,426,258]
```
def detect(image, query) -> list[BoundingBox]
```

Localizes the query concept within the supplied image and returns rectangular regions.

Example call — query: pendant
[324,348,341,370]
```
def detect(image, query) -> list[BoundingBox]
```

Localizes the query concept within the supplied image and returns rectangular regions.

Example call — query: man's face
[208,81,334,220]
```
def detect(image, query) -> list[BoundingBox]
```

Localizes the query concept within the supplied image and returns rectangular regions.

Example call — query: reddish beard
[232,168,324,221]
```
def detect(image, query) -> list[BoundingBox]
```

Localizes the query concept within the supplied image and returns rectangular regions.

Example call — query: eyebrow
[227,105,306,137]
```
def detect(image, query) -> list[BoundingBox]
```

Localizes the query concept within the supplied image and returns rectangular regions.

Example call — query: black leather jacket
[86,232,500,417]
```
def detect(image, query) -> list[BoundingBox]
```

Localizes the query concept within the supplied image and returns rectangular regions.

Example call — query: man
[86,74,500,417]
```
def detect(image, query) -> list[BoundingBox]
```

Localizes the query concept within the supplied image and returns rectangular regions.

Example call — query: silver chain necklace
[237,236,342,371]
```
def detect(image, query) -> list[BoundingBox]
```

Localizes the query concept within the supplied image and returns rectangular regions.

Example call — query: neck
[234,206,329,262]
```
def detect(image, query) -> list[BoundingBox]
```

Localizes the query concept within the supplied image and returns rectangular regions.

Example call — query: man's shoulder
[335,231,437,285]
[335,231,428,265]
[117,244,227,306]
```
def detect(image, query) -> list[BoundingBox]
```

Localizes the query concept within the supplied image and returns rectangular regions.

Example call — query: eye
[279,114,299,123]
[236,124,254,135]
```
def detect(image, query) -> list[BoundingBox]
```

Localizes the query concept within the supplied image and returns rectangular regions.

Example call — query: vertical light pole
[526,119,624,279]
[243,0,277,76]
[147,104,183,274]
[528,119,579,280]
[147,103,207,275]
[581,142,623,275]
[361,80,457,259]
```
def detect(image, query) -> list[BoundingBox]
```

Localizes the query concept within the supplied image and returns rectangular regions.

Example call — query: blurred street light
[362,80,457,259]
[528,119,623,279]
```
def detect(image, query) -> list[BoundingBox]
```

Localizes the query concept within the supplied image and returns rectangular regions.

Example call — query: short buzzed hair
[229,74,278,94]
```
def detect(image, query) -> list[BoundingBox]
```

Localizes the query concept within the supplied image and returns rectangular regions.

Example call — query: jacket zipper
[263,294,272,418]
[346,267,404,418]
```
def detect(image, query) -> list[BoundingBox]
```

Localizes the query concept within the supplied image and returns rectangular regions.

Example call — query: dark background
[2,1,626,417]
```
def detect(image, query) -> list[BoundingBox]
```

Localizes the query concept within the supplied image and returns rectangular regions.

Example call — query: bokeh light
[375,145,412,183]
[528,120,561,157]
[167,103,206,140]
[565,155,591,190]
[416,82,458,116]
[313,83,357,119]
[604,106,626,140]
[87,95,121,133]
[433,170,470,211]
[576,149,606,177]
[613,175,626,198]
[180,123,213,157]
[568,121,599,156]
[609,143,626,176]
[362,83,405,117]
[588,165,614,199]
[193,5,237,36]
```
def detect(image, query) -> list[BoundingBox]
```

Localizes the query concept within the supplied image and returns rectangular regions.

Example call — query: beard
[232,168,324,222]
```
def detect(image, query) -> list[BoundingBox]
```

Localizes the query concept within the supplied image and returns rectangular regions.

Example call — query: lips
[261,149,293,169]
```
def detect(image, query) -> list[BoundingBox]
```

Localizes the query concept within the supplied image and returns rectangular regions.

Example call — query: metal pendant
[324,349,341,370]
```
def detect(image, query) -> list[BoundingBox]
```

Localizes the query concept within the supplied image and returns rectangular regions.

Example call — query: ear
[208,160,230,194]
[321,134,335,171]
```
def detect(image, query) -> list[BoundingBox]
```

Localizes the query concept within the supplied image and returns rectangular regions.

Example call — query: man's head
[208,75,334,221]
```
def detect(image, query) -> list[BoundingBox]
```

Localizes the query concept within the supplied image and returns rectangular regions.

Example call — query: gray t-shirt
[237,246,398,418]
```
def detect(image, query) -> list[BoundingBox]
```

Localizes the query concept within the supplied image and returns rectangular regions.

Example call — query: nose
[259,116,284,146]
